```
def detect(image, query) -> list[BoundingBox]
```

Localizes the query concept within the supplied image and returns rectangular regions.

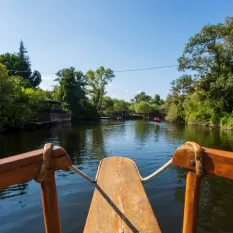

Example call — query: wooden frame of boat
[1,142,233,233]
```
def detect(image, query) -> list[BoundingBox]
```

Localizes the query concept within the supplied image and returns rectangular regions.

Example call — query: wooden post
[182,171,201,233]
[41,175,62,233]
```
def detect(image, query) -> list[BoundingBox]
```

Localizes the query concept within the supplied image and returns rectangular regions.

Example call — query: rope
[35,143,54,183]
[186,141,205,178]
[68,158,172,183]
[138,159,173,182]
[35,142,204,184]
[68,160,102,183]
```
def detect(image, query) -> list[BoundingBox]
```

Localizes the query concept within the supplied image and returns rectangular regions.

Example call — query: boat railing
[0,144,72,233]
[1,141,233,233]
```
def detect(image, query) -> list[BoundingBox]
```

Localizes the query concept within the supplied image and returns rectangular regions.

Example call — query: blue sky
[1,1,233,101]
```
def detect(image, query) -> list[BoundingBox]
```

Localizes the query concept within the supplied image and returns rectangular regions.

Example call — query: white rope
[69,158,172,183]
[138,159,173,182]
[69,160,102,184]
[69,165,96,183]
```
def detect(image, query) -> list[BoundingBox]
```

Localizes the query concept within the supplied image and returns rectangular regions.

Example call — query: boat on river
[101,116,110,120]
[152,117,161,122]
[1,141,233,233]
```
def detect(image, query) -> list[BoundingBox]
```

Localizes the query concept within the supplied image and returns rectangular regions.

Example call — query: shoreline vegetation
[1,16,233,132]
[164,16,233,130]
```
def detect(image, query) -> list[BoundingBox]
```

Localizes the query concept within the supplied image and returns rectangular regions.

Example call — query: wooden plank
[84,156,161,233]
[41,175,62,233]
[172,143,233,180]
[0,147,72,189]
[182,172,201,233]
[0,146,68,173]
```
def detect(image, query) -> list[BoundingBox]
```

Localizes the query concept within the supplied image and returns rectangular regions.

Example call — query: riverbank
[0,115,145,134]
[178,122,233,130]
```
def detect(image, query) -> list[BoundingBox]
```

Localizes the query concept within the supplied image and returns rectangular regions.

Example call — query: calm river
[1,120,233,233]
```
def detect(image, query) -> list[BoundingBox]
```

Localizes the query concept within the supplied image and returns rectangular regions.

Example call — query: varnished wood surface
[172,143,233,180]
[0,146,72,189]
[84,156,161,233]
[182,172,201,233]
[41,175,62,233]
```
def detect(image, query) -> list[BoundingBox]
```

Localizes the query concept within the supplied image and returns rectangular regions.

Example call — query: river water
[1,120,233,233]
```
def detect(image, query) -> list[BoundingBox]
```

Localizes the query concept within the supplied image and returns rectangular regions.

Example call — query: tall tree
[0,63,47,130]
[54,67,86,114]
[152,94,160,104]
[0,40,42,87]
[178,17,233,113]
[170,75,194,96]
[135,101,153,115]
[85,66,115,112]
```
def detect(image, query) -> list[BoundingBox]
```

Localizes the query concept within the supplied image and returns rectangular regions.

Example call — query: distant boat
[152,117,161,123]
[101,116,110,120]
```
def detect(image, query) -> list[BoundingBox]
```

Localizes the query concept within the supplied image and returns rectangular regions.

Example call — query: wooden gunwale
[1,142,233,233]
[0,146,72,189]
[172,144,233,180]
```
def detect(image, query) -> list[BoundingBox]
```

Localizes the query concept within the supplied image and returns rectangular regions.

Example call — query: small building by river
[38,99,71,124]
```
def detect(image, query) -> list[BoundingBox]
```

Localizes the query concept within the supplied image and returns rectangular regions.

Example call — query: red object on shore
[152,117,161,122]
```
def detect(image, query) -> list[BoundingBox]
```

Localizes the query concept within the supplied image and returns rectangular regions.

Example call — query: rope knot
[186,141,205,178]
[35,143,54,183]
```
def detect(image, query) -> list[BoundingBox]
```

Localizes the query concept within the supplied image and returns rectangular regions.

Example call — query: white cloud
[125,89,129,93]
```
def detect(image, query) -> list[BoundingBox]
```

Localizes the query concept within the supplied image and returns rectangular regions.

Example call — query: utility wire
[8,64,178,75]
[114,65,178,73]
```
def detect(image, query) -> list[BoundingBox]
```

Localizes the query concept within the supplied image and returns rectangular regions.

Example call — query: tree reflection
[165,123,233,150]
[134,120,152,143]
[198,175,233,233]
[0,183,28,199]
[174,164,233,233]
[85,123,107,161]
[165,124,233,232]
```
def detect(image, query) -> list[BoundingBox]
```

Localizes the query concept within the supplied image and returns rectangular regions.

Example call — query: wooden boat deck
[83,156,161,233]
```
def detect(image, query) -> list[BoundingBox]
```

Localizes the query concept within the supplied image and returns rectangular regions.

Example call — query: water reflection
[134,120,157,143]
[1,121,233,233]
[0,183,28,199]
[198,176,233,233]
[83,123,107,161]
[167,123,233,233]
[165,123,233,150]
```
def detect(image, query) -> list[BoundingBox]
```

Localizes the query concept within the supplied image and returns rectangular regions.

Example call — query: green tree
[102,96,114,115]
[152,94,161,105]
[0,63,47,130]
[178,17,233,114]
[54,67,86,115]
[0,63,14,102]
[183,92,217,124]
[0,40,41,87]
[170,75,194,96]
[165,103,179,122]
[132,91,152,103]
[113,99,129,112]
[85,66,115,112]
[164,75,194,122]
[164,16,233,127]
[135,101,153,116]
